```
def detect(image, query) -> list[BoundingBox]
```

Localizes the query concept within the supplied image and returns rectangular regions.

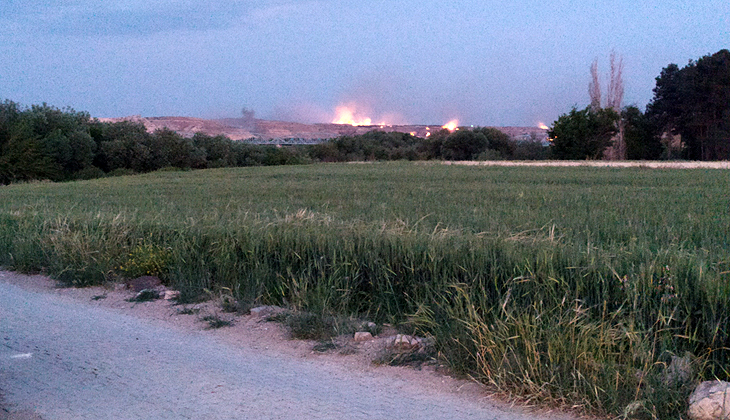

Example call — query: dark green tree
[417,129,449,160]
[192,133,235,168]
[96,121,151,172]
[473,127,514,158]
[66,130,97,173]
[0,135,57,183]
[622,106,662,160]
[646,49,730,160]
[549,107,619,159]
[441,130,488,160]
[148,128,205,169]
[0,100,22,150]
[0,102,98,181]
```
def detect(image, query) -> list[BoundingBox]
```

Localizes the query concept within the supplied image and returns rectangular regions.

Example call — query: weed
[118,243,171,280]
[219,293,240,313]
[373,348,434,368]
[285,312,338,340]
[312,340,338,352]
[125,289,159,302]
[264,312,289,323]
[91,294,107,300]
[176,307,200,315]
[201,315,233,329]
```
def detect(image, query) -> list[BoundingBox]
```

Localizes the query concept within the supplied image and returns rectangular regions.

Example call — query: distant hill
[98,116,549,143]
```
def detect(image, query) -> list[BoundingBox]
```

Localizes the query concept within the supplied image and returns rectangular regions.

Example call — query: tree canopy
[0,101,311,184]
[0,100,547,184]
[548,107,619,160]
[646,49,730,160]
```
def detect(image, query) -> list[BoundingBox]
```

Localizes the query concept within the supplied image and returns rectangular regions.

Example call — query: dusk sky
[1,1,728,127]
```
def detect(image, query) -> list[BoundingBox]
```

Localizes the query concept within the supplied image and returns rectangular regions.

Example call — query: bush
[74,166,105,180]
[118,243,171,280]
[474,127,515,158]
[193,133,236,167]
[107,168,136,177]
[311,131,423,162]
[549,107,619,159]
[441,130,488,160]
[148,128,206,169]
[285,312,339,340]
[512,140,551,160]
[476,149,503,161]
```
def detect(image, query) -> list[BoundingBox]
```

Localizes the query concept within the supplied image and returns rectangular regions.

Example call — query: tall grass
[0,163,728,418]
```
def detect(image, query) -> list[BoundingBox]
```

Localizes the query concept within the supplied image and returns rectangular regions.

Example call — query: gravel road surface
[0,272,575,420]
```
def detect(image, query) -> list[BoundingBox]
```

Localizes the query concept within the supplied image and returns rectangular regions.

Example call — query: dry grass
[443,160,730,169]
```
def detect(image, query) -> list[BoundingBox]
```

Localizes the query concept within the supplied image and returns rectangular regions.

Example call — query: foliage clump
[118,243,171,280]
[646,49,730,160]
[0,100,553,185]
[548,107,619,159]
[548,49,729,161]
[0,101,310,184]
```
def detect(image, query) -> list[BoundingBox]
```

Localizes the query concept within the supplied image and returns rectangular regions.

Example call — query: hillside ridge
[98,115,549,143]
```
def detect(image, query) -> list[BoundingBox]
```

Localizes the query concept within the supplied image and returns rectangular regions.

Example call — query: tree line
[0,101,307,184]
[549,49,730,160]
[0,101,547,184]
[2,50,726,183]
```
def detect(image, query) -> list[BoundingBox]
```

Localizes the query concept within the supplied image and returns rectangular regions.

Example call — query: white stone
[392,334,419,350]
[353,332,373,342]
[250,305,284,318]
[688,381,730,420]
[163,290,180,300]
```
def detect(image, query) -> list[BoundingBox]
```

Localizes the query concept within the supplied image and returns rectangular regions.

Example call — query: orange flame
[442,120,459,132]
[538,122,549,130]
[332,105,372,126]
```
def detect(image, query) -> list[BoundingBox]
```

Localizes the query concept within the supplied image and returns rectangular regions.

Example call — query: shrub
[512,140,550,160]
[107,168,136,177]
[441,130,488,160]
[74,166,105,180]
[118,243,171,280]
[549,107,619,159]
[474,127,515,158]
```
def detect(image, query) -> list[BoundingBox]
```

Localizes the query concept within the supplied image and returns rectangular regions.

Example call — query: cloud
[244,3,317,25]
[1,1,254,37]
[0,1,324,38]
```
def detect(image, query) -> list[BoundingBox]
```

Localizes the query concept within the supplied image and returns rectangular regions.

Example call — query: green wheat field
[1,162,728,418]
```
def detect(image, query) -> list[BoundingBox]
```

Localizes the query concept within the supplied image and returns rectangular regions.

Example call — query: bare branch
[606,51,626,159]
[607,51,624,111]
[589,59,602,111]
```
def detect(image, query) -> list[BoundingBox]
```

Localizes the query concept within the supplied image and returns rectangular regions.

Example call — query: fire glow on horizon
[538,122,549,130]
[442,120,458,132]
[331,104,463,133]
[332,105,373,126]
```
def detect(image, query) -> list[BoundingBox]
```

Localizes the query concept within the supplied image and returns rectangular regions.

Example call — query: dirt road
[0,271,576,420]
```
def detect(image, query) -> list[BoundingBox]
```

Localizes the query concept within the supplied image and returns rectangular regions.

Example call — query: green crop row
[1,162,728,419]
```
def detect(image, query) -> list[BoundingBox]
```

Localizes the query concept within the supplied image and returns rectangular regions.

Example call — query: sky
[1,0,728,127]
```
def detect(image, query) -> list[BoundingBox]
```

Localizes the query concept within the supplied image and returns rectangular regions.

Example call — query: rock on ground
[353,332,373,342]
[688,381,730,420]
